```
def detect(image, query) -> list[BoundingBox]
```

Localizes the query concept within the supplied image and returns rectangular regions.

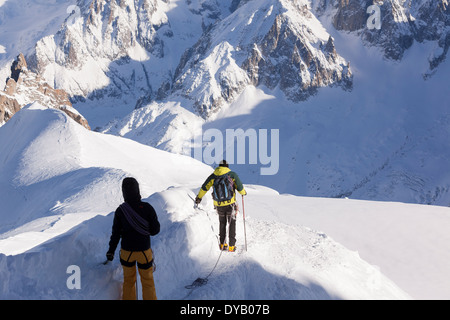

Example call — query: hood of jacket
[122,177,141,204]
[214,166,231,176]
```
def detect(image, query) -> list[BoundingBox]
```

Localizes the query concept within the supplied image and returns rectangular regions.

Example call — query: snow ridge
[0,105,418,300]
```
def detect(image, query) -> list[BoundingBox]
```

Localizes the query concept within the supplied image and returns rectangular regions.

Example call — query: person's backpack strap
[120,202,151,236]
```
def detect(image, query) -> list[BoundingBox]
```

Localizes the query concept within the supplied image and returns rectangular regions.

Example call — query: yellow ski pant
[120,248,157,300]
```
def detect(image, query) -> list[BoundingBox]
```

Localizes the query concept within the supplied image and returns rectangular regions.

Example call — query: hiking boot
[220,243,228,251]
[228,246,236,252]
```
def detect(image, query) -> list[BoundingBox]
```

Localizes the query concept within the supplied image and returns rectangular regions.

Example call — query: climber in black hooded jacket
[106,177,160,300]
[107,177,160,254]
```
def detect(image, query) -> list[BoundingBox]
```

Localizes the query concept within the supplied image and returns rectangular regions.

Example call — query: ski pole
[242,195,247,252]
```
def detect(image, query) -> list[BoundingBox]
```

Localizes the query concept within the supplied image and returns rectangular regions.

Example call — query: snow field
[0,105,414,299]
[0,185,410,300]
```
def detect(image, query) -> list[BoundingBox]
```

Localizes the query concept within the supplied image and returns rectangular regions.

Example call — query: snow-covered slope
[102,99,205,154]
[245,185,450,300]
[0,185,414,300]
[0,185,412,300]
[0,0,77,81]
[0,102,211,254]
[0,105,449,300]
[312,0,450,74]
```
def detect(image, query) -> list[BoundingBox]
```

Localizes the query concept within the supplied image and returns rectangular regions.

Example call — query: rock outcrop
[0,54,90,129]
[313,0,449,74]
[171,0,353,117]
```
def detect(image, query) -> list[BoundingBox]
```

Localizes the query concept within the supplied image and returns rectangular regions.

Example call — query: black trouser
[217,204,236,246]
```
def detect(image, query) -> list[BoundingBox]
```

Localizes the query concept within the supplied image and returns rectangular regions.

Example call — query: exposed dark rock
[0,54,90,129]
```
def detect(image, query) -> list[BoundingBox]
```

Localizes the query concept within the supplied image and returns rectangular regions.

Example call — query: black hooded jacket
[107,178,160,255]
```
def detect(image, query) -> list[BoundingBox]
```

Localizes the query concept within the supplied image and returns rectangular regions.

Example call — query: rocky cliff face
[171,0,352,117]
[0,91,20,126]
[25,0,208,111]
[24,0,352,119]
[313,0,449,75]
[8,0,448,122]
[0,54,90,129]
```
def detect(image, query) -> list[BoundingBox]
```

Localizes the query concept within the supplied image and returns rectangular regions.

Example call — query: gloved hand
[195,196,202,204]
[106,252,114,261]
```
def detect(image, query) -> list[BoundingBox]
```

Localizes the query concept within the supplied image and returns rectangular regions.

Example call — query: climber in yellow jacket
[195,160,246,252]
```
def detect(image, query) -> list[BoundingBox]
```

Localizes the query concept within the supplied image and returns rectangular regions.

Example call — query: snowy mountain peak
[172,0,353,117]
[314,0,449,70]
[21,0,354,121]
[26,0,174,107]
